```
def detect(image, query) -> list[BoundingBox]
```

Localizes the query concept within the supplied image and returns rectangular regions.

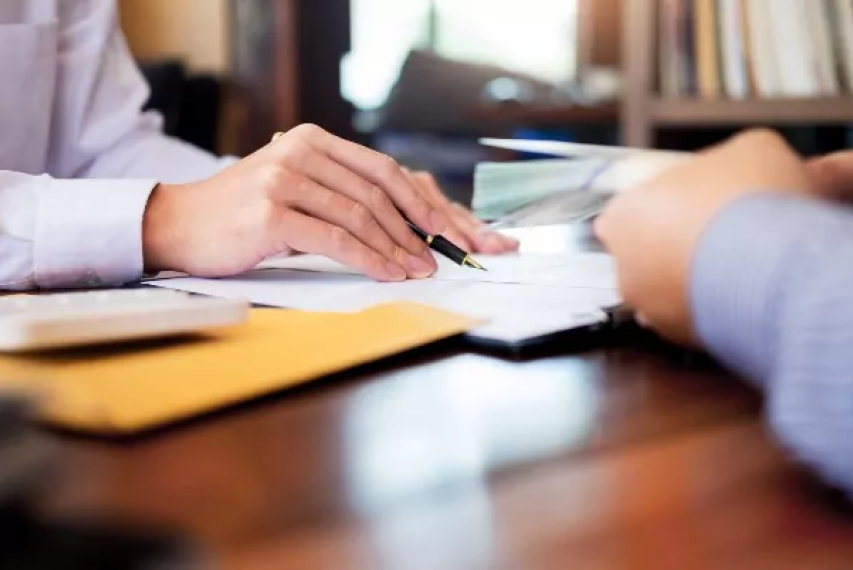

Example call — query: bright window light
[343,0,578,110]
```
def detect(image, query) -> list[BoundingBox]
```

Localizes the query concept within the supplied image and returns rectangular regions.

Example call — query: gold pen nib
[463,255,487,271]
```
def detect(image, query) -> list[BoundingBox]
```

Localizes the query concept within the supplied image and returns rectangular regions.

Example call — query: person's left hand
[595,129,813,345]
[806,150,853,201]
[407,171,520,254]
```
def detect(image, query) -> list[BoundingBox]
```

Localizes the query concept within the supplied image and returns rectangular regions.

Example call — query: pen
[404,219,487,271]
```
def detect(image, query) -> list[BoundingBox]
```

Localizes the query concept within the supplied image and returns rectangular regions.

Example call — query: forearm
[691,193,853,496]
[0,171,155,290]
[74,110,237,184]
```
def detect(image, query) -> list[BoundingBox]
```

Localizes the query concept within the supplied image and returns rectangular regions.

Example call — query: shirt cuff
[689,193,826,386]
[33,179,157,289]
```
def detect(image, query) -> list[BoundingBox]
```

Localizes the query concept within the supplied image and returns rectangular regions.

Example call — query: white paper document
[478,137,689,160]
[149,253,621,345]
[258,252,617,289]
[473,139,689,230]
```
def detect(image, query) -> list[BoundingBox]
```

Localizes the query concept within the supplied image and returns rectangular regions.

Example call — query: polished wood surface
[43,225,853,569]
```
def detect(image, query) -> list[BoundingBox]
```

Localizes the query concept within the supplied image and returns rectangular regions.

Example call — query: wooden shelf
[651,98,853,126]
[621,0,853,145]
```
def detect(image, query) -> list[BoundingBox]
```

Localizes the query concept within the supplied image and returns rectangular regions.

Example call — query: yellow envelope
[0,303,477,434]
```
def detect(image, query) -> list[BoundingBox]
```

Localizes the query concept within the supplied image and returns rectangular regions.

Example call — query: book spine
[660,0,682,97]
[770,0,821,97]
[695,0,721,98]
[811,0,841,95]
[739,0,759,96]
[831,0,853,93]
[683,0,698,96]
[748,0,782,97]
[717,0,749,99]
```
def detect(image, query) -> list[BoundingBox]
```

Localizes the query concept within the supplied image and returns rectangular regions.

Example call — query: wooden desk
[42,226,853,569]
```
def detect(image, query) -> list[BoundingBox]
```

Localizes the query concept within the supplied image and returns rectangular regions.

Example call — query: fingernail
[408,254,435,279]
[430,210,446,234]
[385,262,407,282]
[474,233,501,253]
[502,234,520,248]
[421,250,437,268]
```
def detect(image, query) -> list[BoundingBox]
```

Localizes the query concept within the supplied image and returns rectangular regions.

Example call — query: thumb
[806,151,853,201]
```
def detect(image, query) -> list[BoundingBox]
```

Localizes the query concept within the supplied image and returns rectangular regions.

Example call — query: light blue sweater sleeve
[691,193,853,497]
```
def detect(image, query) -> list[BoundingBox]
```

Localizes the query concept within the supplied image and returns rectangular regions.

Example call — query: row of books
[659,0,853,99]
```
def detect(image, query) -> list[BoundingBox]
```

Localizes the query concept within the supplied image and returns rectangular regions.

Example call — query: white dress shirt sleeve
[0,0,236,290]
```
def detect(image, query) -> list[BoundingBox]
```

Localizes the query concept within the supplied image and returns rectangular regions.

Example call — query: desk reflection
[342,354,598,570]
[343,354,599,515]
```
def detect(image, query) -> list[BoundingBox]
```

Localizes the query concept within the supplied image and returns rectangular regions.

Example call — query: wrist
[690,193,815,384]
[142,183,184,273]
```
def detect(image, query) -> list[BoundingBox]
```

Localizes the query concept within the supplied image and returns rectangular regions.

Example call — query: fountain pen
[405,219,487,271]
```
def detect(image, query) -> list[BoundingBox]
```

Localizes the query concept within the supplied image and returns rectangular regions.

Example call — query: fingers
[438,217,475,251]
[406,171,472,250]
[264,126,519,281]
[269,171,435,279]
[274,210,407,282]
[285,124,445,236]
[450,203,520,254]
[300,152,436,274]
[717,129,811,192]
[409,171,520,254]
[409,171,453,210]
[806,151,853,201]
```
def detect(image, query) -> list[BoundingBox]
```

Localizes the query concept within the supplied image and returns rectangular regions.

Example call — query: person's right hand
[142,124,446,282]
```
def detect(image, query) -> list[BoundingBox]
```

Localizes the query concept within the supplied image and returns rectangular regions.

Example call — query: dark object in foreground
[0,392,199,570]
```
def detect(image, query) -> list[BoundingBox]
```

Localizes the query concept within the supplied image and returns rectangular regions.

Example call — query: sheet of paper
[479,137,688,160]
[257,252,618,289]
[150,269,619,313]
[465,302,610,343]
[149,253,622,344]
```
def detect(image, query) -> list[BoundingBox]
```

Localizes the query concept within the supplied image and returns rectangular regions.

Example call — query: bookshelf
[653,98,853,125]
[621,0,853,147]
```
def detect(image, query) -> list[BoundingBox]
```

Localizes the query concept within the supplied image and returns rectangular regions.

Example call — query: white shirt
[0,0,233,290]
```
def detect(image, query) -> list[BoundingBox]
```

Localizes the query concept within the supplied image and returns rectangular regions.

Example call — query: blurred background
[118,0,853,201]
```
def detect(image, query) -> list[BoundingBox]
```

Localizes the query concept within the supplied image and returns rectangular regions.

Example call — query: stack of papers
[149,252,622,345]
[473,159,615,227]
[473,139,688,229]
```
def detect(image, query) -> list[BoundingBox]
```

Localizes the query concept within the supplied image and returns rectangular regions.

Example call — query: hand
[594,129,813,345]
[406,171,520,254]
[142,124,448,282]
[806,150,853,201]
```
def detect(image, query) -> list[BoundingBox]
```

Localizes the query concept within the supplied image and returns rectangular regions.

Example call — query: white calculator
[0,289,249,352]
